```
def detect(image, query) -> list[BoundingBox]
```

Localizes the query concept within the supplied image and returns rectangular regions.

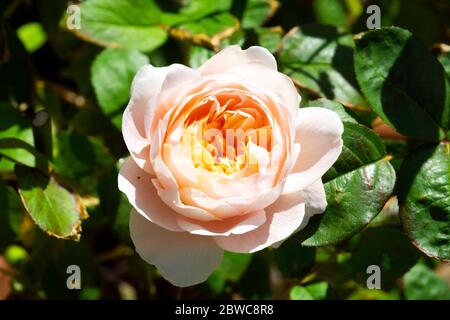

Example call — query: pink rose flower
[119,45,343,287]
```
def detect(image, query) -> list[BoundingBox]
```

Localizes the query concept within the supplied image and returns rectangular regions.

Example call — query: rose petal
[152,180,222,222]
[283,107,343,195]
[227,63,300,113]
[214,197,306,253]
[123,64,199,173]
[298,179,327,216]
[199,45,277,75]
[118,157,182,232]
[130,210,224,287]
[177,209,266,236]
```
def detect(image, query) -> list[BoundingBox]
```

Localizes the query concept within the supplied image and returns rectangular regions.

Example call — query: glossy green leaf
[73,0,167,52]
[0,102,35,171]
[15,165,88,240]
[207,252,252,294]
[17,22,47,53]
[323,122,386,182]
[300,122,396,246]
[241,0,279,29]
[404,263,450,300]
[91,48,149,129]
[397,143,450,261]
[279,25,368,108]
[354,27,449,141]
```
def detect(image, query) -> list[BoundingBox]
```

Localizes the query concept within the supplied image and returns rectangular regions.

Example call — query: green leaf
[346,227,420,288]
[16,22,47,53]
[0,181,24,251]
[290,282,328,300]
[207,252,252,294]
[397,142,450,261]
[255,27,283,53]
[241,0,279,29]
[187,45,215,69]
[304,98,357,123]
[323,122,386,182]
[404,263,450,300]
[354,27,449,141]
[53,130,116,195]
[300,122,396,246]
[0,102,35,171]
[178,0,233,22]
[304,282,328,300]
[73,0,167,52]
[91,48,149,129]
[0,138,50,172]
[15,165,88,240]
[313,0,348,28]
[168,12,239,50]
[438,52,450,78]
[279,25,368,108]
[290,286,313,300]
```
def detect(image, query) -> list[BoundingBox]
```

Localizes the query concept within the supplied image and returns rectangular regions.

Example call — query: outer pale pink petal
[226,63,300,113]
[152,180,221,222]
[283,107,343,195]
[123,64,199,173]
[269,180,327,249]
[130,210,224,287]
[177,210,267,236]
[297,179,327,216]
[118,157,182,232]
[213,198,306,253]
[198,45,277,75]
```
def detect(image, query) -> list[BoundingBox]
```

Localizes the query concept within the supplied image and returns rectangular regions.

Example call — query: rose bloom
[119,45,343,287]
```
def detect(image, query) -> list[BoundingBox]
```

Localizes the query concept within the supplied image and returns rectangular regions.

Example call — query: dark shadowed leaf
[397,142,450,261]
[0,180,23,250]
[54,130,116,195]
[354,27,449,141]
[279,25,368,109]
[346,227,420,288]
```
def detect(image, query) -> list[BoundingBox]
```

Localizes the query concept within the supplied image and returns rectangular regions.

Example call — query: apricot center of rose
[180,93,273,175]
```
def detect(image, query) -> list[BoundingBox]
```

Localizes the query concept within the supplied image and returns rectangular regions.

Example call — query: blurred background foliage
[0,0,449,300]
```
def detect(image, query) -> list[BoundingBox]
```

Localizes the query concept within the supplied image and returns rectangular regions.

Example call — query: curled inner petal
[179,92,273,176]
